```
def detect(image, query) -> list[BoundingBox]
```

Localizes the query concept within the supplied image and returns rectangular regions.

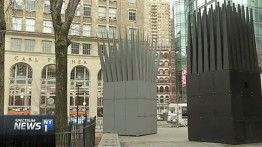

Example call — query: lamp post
[83,101,87,121]
[76,84,82,125]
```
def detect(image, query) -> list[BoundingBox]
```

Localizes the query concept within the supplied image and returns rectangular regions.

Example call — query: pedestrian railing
[56,116,96,147]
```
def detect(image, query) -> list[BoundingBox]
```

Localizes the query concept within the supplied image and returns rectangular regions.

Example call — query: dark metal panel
[215,6,223,70]
[192,11,198,74]
[243,6,251,72]
[248,9,256,72]
[203,7,210,72]
[197,11,203,73]
[233,5,242,70]
[222,4,230,70]
[238,5,247,71]
[226,4,236,70]
[209,6,216,71]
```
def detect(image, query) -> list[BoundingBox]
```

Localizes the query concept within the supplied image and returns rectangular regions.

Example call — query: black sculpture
[187,2,262,144]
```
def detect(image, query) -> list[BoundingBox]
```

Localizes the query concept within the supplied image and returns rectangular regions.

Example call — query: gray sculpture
[98,32,159,136]
[187,2,262,144]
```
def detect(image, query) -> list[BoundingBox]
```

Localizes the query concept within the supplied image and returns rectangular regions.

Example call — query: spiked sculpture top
[187,2,262,144]
[187,3,258,73]
[98,32,159,136]
[98,33,160,83]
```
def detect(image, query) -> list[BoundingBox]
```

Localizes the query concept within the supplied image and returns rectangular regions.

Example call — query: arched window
[159,77,164,83]
[71,66,89,81]
[40,64,56,115]
[160,86,164,92]
[165,77,169,83]
[160,96,164,103]
[165,69,169,75]
[159,69,164,75]
[165,96,169,103]
[9,63,32,114]
[70,66,90,116]
[165,86,169,92]
[97,69,103,117]
[156,87,159,92]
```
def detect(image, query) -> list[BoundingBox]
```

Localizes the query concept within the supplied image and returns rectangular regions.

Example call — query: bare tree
[50,0,80,132]
[0,0,6,115]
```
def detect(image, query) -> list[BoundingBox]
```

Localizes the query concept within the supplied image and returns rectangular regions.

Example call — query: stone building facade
[3,0,148,117]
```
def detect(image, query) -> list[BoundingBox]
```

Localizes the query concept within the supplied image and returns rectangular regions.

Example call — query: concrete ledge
[98,133,121,147]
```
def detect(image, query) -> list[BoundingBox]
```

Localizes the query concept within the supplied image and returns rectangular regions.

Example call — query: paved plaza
[119,124,262,147]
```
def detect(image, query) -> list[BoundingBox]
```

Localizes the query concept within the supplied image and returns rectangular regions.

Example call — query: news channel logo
[42,119,54,132]
[13,118,54,132]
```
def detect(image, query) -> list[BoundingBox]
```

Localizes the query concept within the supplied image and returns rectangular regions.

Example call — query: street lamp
[76,84,82,125]
[83,101,87,121]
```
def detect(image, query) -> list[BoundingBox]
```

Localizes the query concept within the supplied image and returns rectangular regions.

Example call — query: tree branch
[62,0,80,35]
[50,0,63,31]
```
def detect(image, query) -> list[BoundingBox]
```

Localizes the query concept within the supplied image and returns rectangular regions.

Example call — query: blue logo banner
[0,115,55,146]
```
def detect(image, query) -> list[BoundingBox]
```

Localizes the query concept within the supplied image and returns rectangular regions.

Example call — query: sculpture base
[187,70,262,144]
[103,81,157,136]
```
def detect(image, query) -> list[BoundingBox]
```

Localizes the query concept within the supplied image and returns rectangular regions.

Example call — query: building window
[24,39,35,52]
[128,28,137,39]
[98,25,107,38]
[83,5,91,16]
[129,9,136,21]
[75,4,80,16]
[83,44,91,55]
[26,19,35,32]
[128,0,136,3]
[43,20,52,33]
[83,24,91,37]
[26,0,36,11]
[42,41,52,53]
[160,86,164,92]
[71,43,80,54]
[109,8,117,19]
[11,38,22,51]
[99,45,105,55]
[40,64,56,115]
[44,0,50,13]
[70,66,90,116]
[98,7,106,18]
[98,70,102,81]
[109,26,117,38]
[12,17,22,31]
[9,63,32,113]
[70,24,80,35]
[12,0,22,9]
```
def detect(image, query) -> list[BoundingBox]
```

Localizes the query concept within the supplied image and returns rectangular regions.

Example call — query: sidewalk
[119,127,262,147]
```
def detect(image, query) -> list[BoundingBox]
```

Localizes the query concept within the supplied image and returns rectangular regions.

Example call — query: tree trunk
[0,0,6,115]
[50,1,80,139]
[54,35,69,132]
